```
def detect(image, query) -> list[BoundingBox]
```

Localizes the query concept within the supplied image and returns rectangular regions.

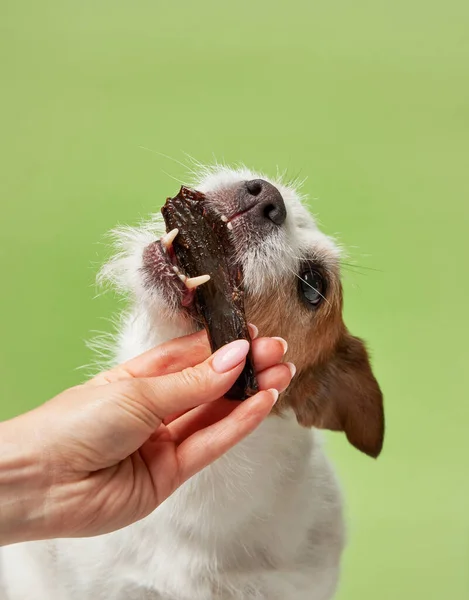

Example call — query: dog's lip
[143,240,197,307]
[225,202,257,224]
[144,240,179,278]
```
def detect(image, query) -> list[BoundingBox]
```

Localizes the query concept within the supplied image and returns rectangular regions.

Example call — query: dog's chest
[1,420,345,600]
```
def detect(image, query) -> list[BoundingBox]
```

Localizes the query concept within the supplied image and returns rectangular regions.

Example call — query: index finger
[87,325,262,387]
[88,329,210,386]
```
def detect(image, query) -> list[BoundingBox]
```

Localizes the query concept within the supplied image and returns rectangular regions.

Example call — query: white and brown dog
[0,166,384,600]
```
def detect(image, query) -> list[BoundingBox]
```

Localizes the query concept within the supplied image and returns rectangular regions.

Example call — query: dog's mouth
[142,188,242,311]
[142,181,287,310]
[205,179,287,232]
[157,186,258,398]
[142,238,199,308]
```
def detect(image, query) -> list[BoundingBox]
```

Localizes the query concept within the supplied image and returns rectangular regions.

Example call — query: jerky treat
[162,187,258,400]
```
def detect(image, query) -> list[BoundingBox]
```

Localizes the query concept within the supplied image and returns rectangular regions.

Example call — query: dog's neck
[161,410,314,538]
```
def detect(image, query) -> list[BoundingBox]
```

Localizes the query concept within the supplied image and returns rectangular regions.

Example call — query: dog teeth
[164,231,210,289]
[185,274,211,289]
[227,222,233,231]
[220,215,228,223]
[172,266,210,288]
[174,266,189,284]
[161,228,179,250]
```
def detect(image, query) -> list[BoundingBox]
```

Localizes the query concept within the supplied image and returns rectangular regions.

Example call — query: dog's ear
[291,333,384,458]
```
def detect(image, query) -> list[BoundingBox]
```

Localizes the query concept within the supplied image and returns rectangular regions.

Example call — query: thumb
[129,339,251,423]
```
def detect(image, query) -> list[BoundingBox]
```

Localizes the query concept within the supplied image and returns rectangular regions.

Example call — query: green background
[1,0,468,597]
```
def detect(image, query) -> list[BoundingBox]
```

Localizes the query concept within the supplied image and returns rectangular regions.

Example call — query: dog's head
[102,165,384,458]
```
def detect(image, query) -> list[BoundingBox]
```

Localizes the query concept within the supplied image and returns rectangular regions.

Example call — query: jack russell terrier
[0,165,384,600]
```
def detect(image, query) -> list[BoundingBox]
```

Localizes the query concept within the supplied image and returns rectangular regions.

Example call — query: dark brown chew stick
[161,186,258,400]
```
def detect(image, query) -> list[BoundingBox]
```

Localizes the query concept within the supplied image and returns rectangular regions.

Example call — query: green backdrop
[1,1,468,598]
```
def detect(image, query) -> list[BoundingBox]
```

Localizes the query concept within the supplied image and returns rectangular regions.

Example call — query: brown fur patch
[283,333,384,457]
[245,265,384,458]
[246,263,344,372]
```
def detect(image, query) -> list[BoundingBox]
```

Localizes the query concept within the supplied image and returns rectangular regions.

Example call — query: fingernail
[212,340,250,373]
[269,388,279,404]
[248,323,259,339]
[272,337,288,355]
[285,362,296,378]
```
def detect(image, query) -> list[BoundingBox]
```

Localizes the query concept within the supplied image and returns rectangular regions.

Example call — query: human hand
[0,329,294,545]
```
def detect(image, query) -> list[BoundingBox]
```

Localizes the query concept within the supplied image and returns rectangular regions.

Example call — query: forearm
[0,418,49,546]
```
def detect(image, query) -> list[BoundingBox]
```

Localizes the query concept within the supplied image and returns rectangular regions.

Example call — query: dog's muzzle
[233,179,287,229]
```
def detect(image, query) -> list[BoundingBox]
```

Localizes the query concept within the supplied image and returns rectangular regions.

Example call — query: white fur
[0,167,346,600]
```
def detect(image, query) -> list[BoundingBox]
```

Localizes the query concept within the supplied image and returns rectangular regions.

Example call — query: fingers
[257,362,295,393]
[135,340,252,420]
[167,362,295,442]
[166,398,239,443]
[87,330,211,386]
[88,326,288,391]
[153,335,292,427]
[87,326,293,435]
[162,336,289,425]
[251,337,287,372]
[175,390,279,483]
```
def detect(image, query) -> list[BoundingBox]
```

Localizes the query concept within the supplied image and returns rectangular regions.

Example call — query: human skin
[0,330,294,547]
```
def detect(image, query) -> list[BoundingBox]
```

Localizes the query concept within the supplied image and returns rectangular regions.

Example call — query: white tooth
[161,228,179,249]
[185,274,211,289]
[178,273,187,283]
[220,215,228,223]
[172,265,180,274]
[227,222,233,230]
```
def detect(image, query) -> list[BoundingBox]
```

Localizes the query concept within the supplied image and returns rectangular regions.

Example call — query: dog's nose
[242,179,287,226]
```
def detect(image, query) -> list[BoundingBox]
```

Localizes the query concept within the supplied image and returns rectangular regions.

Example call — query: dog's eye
[299,268,325,307]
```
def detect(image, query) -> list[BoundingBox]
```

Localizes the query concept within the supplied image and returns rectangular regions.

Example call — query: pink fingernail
[212,340,250,373]
[272,337,288,355]
[286,362,296,378]
[269,389,279,404]
[248,323,259,339]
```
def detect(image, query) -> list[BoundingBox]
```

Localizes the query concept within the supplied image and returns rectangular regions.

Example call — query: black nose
[242,179,287,226]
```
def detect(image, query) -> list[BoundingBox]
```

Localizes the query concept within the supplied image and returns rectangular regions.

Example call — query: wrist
[0,417,50,545]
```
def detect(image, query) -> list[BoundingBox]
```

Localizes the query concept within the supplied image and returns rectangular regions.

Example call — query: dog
[0,165,384,600]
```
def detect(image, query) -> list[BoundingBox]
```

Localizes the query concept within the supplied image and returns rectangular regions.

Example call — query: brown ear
[292,333,384,458]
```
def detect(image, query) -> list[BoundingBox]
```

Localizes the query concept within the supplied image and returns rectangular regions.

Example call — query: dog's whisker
[283,264,331,306]
[161,169,188,186]
[181,151,209,175]
[340,265,369,277]
[137,146,192,172]
[340,261,383,273]
[286,168,307,190]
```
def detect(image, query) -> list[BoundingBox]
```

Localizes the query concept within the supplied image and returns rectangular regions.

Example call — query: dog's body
[0,166,383,600]
[1,411,344,600]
